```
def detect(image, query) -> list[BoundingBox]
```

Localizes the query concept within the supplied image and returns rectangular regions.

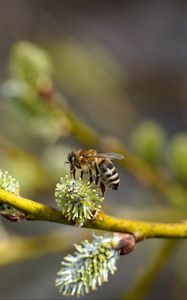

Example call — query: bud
[113,233,136,255]
[131,120,165,166]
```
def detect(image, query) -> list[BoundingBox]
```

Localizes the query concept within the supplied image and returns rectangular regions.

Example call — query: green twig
[0,188,187,241]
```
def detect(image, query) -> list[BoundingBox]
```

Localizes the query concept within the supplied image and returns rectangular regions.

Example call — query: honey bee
[67,149,124,195]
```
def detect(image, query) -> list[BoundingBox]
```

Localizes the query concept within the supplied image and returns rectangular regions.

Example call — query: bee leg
[94,163,100,185]
[100,181,105,196]
[70,167,76,179]
[89,168,93,184]
[81,171,84,179]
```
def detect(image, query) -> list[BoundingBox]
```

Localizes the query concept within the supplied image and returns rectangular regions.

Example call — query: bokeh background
[0,1,187,299]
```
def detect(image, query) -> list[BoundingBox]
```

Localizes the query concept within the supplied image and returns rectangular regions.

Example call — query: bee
[67,149,124,195]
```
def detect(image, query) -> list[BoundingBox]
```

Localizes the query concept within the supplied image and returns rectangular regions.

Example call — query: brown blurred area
[0,1,187,299]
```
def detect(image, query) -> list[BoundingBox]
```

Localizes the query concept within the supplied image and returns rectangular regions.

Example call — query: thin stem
[0,188,187,241]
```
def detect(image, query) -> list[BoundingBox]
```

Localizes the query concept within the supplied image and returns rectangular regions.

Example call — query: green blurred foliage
[47,39,139,136]
[130,120,166,166]
[0,38,186,300]
[0,0,186,298]
[48,40,122,97]
[9,41,53,89]
[169,134,187,184]
[165,184,187,207]
[2,158,41,195]
[42,144,72,183]
[1,42,71,143]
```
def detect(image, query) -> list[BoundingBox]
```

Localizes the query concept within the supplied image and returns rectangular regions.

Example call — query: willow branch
[0,188,187,241]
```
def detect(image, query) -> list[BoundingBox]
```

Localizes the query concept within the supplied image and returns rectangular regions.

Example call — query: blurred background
[0,0,187,299]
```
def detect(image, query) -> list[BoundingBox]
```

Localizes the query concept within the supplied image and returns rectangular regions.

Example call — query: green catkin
[55,235,120,297]
[55,176,103,225]
[0,170,24,220]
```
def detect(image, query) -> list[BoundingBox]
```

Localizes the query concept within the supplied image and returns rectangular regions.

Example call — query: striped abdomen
[98,159,120,190]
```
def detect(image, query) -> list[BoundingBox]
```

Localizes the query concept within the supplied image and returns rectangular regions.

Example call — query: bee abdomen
[99,160,120,190]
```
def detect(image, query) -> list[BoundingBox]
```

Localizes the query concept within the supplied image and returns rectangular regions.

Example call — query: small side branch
[0,188,187,241]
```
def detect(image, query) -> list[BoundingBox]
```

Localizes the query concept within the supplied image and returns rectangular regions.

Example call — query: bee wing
[94,152,125,160]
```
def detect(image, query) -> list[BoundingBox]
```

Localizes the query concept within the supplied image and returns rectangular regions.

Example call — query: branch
[0,188,187,241]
